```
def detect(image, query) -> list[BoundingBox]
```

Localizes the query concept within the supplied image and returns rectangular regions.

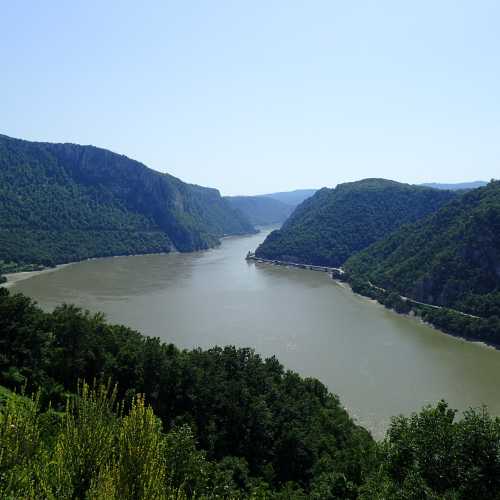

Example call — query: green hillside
[255,179,457,267]
[0,135,254,269]
[345,180,500,345]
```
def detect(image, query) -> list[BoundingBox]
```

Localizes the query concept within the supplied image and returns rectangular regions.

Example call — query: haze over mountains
[225,196,293,226]
[261,189,317,206]
[225,189,316,226]
[227,183,487,227]
[422,181,488,191]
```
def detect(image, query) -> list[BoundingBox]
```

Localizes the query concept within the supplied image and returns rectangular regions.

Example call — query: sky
[1,1,499,195]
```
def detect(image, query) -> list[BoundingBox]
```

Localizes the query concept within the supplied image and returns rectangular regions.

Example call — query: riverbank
[1,264,71,288]
[0,230,263,287]
[347,276,500,350]
[246,253,345,278]
[347,282,499,352]
[246,252,500,351]
[10,227,500,439]
[0,251,171,287]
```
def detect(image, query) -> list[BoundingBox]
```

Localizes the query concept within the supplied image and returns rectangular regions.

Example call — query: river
[8,229,500,437]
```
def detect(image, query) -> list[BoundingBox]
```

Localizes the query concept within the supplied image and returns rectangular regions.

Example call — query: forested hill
[225,195,293,225]
[0,134,254,269]
[345,181,500,323]
[255,178,457,267]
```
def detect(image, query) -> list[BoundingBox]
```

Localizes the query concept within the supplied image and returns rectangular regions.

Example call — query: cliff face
[0,134,255,266]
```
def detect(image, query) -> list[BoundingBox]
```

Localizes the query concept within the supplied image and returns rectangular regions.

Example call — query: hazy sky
[2,1,499,195]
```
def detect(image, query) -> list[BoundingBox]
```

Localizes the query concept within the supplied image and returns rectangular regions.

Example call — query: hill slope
[255,179,457,267]
[225,195,293,225]
[345,181,500,320]
[0,134,254,268]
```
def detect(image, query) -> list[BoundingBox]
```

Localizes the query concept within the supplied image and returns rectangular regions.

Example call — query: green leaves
[362,401,500,499]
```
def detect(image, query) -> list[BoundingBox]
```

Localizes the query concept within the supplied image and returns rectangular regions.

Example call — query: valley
[9,228,500,439]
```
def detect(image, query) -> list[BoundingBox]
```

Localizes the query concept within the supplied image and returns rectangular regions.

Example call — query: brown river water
[8,229,500,438]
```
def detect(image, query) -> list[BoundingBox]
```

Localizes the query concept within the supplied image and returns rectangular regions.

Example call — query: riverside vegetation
[2,288,500,499]
[345,180,500,346]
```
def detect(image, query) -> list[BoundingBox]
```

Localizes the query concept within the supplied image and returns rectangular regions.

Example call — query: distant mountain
[261,189,317,206]
[225,196,293,226]
[255,179,457,267]
[421,181,487,191]
[224,189,316,226]
[0,134,255,269]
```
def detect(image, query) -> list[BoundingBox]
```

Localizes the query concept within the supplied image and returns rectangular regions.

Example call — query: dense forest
[0,134,255,270]
[1,288,499,498]
[225,195,293,226]
[345,180,500,345]
[256,179,457,267]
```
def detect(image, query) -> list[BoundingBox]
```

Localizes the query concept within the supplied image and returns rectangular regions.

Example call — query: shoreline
[335,280,500,352]
[2,263,72,288]
[346,283,500,352]
[247,256,500,352]
[1,251,175,288]
[1,230,261,288]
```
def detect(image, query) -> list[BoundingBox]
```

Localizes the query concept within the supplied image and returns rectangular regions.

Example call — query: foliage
[360,401,500,499]
[346,180,500,344]
[0,289,375,496]
[255,179,456,267]
[0,382,235,499]
[0,134,254,268]
[1,290,499,497]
